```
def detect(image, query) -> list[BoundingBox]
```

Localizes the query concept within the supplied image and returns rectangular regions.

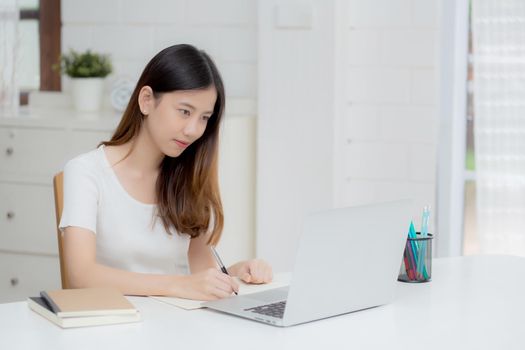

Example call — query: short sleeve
[58,158,99,234]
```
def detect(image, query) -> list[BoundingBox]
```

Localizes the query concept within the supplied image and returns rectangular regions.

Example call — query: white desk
[1,256,524,350]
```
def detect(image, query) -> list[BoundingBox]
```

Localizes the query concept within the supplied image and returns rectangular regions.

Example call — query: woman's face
[141,86,217,158]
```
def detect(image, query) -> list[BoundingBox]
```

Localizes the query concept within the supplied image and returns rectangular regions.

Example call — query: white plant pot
[71,77,104,112]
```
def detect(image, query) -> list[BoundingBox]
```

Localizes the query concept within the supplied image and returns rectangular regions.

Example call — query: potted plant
[57,49,112,112]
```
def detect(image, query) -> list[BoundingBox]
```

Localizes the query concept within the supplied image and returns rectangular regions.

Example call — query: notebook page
[151,272,290,310]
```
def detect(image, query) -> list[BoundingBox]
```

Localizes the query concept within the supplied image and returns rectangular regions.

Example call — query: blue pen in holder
[398,232,433,283]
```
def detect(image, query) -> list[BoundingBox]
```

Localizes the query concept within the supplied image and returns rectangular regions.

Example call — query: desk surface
[1,255,524,350]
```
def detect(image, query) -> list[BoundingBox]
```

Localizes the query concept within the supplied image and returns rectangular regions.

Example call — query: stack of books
[27,287,141,328]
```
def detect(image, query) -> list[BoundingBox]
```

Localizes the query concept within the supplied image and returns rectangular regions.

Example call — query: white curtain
[0,0,19,115]
[472,0,525,255]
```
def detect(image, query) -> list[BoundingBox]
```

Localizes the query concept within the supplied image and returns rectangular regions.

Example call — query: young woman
[59,44,272,300]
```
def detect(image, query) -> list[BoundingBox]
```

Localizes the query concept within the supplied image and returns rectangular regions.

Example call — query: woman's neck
[118,128,164,178]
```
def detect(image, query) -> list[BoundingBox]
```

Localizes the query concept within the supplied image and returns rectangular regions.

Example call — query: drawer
[0,252,61,303]
[0,183,57,254]
[0,127,69,178]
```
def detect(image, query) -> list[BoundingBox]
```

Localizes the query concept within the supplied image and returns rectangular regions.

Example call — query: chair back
[53,172,69,289]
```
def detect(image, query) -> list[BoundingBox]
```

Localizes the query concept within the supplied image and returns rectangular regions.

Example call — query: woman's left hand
[228,259,273,284]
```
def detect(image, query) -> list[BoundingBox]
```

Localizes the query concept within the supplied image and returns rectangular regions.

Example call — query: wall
[336,0,440,229]
[257,0,440,271]
[257,0,336,271]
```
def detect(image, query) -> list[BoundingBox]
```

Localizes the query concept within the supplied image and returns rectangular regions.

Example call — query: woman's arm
[187,230,218,273]
[63,226,238,300]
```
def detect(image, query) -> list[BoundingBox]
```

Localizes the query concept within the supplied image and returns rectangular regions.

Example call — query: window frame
[19,0,61,105]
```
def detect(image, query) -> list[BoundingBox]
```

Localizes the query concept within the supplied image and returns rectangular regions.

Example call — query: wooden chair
[53,172,69,289]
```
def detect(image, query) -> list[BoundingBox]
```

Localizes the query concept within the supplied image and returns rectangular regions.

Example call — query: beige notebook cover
[27,297,141,329]
[41,287,138,318]
[152,272,291,310]
[28,287,141,328]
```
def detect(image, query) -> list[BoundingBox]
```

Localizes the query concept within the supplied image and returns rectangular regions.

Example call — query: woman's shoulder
[63,146,105,176]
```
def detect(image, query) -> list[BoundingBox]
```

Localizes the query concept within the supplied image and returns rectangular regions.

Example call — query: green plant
[56,49,113,78]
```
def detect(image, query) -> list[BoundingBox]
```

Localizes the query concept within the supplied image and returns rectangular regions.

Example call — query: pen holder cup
[398,233,433,283]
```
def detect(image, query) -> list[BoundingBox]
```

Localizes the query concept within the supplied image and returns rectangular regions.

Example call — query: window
[19,0,61,105]
[463,1,478,255]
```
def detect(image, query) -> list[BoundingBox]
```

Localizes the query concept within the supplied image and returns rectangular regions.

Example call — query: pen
[416,206,430,278]
[421,206,430,237]
[210,245,238,295]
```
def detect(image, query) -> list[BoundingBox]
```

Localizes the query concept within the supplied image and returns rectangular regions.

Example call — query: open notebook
[151,272,290,310]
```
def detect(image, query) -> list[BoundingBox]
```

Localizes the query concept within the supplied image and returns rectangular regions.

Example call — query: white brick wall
[62,0,120,23]
[61,0,257,100]
[411,69,438,104]
[120,0,186,24]
[380,30,437,66]
[378,106,437,143]
[346,68,412,103]
[413,0,440,28]
[346,30,381,65]
[343,142,409,180]
[347,0,412,27]
[344,105,379,140]
[257,0,336,270]
[339,0,439,227]
[186,0,256,25]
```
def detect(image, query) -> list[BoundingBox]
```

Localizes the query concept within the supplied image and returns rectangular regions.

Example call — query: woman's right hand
[173,268,239,301]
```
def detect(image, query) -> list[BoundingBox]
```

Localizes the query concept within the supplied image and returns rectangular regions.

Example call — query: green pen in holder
[398,232,433,283]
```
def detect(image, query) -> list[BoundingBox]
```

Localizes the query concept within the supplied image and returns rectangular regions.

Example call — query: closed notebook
[27,287,141,328]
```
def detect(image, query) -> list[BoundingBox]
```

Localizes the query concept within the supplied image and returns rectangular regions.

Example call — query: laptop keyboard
[244,301,287,319]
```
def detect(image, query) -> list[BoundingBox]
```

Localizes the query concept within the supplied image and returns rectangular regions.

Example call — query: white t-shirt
[59,145,191,275]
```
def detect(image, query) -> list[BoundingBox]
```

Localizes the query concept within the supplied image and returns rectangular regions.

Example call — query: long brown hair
[101,44,225,245]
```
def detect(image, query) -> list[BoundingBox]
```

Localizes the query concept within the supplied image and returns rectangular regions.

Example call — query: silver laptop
[204,199,412,327]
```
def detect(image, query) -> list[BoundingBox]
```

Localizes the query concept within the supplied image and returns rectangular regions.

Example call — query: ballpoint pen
[210,245,238,295]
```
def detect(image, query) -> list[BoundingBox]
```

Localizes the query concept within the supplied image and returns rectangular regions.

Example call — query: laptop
[204,199,412,327]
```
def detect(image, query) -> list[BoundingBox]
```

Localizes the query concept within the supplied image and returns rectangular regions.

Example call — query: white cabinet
[0,252,63,302]
[0,112,114,303]
[0,127,68,179]
[0,183,56,254]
